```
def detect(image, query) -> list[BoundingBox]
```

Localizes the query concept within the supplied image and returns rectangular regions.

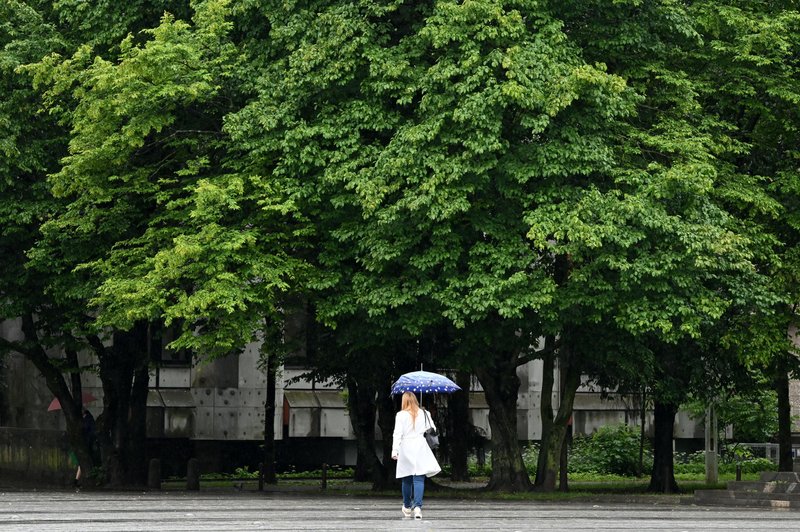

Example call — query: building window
[149,321,192,367]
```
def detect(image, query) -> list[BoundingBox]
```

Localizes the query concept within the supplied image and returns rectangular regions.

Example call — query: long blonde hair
[401,391,420,426]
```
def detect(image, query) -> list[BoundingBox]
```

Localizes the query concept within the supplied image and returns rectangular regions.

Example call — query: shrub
[522,443,539,476]
[466,432,774,481]
[674,451,706,474]
[570,424,652,477]
[467,451,492,477]
[234,466,259,479]
[674,447,777,475]
[520,425,652,477]
[726,458,775,474]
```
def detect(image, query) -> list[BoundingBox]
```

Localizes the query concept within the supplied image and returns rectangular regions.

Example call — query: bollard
[258,462,265,492]
[186,458,200,491]
[321,463,328,490]
[147,458,161,490]
[736,463,742,482]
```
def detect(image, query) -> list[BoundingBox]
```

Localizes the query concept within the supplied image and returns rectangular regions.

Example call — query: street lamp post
[705,403,719,484]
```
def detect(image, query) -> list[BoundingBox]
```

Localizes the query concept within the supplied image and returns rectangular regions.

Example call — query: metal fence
[0,427,71,485]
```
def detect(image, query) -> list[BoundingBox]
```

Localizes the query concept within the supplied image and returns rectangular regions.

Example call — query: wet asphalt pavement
[1,489,800,531]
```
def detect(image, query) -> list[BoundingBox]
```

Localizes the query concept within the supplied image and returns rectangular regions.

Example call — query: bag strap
[423,409,431,430]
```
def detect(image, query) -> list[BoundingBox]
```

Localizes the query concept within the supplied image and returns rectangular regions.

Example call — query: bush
[674,450,706,474]
[520,425,651,477]
[674,447,777,475]
[726,458,775,474]
[518,443,538,477]
[569,424,652,477]
[467,451,492,477]
[476,433,774,480]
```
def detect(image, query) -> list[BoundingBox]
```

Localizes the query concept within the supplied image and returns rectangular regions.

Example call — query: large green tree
[538,0,790,493]
[232,0,636,491]
[4,0,797,494]
[13,0,269,485]
[0,0,105,484]
[688,1,800,470]
[27,0,315,484]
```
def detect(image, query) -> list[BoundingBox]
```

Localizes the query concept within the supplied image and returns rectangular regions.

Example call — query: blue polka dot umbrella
[390,370,461,395]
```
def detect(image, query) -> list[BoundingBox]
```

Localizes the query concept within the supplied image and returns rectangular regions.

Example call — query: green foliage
[16,0,312,360]
[684,391,779,443]
[506,430,784,481]
[196,465,355,481]
[87,465,106,486]
[672,451,706,475]
[279,466,355,480]
[521,444,539,476]
[2,0,799,492]
[0,1,67,322]
[730,458,777,475]
[674,449,776,475]
[439,452,492,478]
[234,466,258,479]
[523,425,649,478]
[568,425,652,477]
[519,433,777,479]
[468,452,492,478]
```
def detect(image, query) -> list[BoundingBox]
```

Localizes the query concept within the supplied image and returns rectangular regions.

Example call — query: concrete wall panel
[237,407,266,440]
[216,388,239,408]
[155,367,191,388]
[213,407,239,439]
[194,406,214,439]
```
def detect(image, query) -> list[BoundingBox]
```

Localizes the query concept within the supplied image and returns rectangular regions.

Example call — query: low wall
[0,427,72,486]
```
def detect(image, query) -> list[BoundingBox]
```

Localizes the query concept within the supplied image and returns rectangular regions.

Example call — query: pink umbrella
[47,391,97,412]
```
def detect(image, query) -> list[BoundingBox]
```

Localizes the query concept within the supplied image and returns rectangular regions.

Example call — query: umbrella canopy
[391,370,461,395]
[47,391,97,412]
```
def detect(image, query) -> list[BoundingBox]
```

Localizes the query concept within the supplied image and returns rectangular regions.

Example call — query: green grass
[160,470,756,500]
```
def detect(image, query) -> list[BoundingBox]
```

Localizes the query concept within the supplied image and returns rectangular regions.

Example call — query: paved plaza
[2,490,800,531]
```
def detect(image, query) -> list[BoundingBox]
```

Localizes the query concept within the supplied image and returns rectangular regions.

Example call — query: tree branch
[516,338,562,367]
[86,334,108,359]
[0,336,35,358]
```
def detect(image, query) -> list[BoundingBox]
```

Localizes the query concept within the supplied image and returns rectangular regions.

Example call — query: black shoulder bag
[422,409,439,450]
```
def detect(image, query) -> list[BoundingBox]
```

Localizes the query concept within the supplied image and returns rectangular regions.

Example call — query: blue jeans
[401,474,425,509]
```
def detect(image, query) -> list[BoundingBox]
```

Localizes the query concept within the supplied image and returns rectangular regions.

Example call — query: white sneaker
[413,507,422,519]
[401,506,412,518]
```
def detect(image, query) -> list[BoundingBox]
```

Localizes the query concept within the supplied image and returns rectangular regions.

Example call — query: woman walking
[391,391,441,519]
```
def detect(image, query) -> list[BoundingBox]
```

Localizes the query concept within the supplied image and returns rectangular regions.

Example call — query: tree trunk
[127,356,149,485]
[263,349,278,484]
[96,350,123,486]
[94,322,149,487]
[559,424,572,492]
[449,371,471,481]
[538,353,580,492]
[776,355,793,472]
[124,322,149,486]
[648,400,679,493]
[535,341,556,488]
[638,387,647,477]
[374,384,395,490]
[476,361,531,492]
[347,376,380,482]
[18,314,95,482]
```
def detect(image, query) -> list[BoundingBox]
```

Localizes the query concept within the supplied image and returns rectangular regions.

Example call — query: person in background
[391,392,441,519]
[73,408,97,488]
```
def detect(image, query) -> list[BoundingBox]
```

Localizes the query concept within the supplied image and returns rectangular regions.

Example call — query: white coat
[391,409,441,478]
